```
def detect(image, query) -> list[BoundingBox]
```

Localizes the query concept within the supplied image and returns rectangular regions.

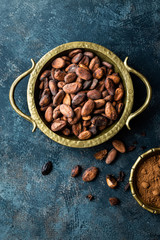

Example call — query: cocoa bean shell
[78,130,92,140]
[112,140,126,153]
[71,53,83,64]
[51,119,67,132]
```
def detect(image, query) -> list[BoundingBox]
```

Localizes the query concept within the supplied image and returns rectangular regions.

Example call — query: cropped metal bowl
[129,148,160,214]
[9,41,152,148]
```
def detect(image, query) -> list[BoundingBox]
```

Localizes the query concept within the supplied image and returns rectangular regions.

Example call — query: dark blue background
[0,0,160,239]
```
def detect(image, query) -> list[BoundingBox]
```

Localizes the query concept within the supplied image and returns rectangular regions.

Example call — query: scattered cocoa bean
[105,148,117,164]
[71,165,81,177]
[82,167,98,182]
[106,175,118,188]
[94,149,108,160]
[109,197,120,206]
[41,161,52,175]
[112,140,126,153]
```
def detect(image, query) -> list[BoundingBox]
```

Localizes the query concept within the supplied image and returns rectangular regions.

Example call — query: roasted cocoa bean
[105,148,117,164]
[40,70,51,81]
[63,82,82,94]
[53,90,65,106]
[64,72,77,83]
[82,167,98,182]
[105,102,118,120]
[76,67,92,81]
[105,78,115,95]
[60,104,74,118]
[41,161,52,175]
[78,130,92,140]
[72,53,83,64]
[51,119,66,132]
[87,90,101,100]
[45,106,53,122]
[81,99,95,116]
[71,165,81,177]
[94,149,108,160]
[112,140,126,153]
[72,92,86,106]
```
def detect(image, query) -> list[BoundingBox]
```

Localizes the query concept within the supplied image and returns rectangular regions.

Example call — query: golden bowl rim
[27,41,134,148]
[129,147,160,214]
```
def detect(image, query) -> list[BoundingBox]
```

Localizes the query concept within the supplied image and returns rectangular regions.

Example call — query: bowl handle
[9,59,37,132]
[124,57,152,130]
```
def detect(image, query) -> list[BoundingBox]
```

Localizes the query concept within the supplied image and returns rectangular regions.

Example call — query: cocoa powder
[136,154,160,208]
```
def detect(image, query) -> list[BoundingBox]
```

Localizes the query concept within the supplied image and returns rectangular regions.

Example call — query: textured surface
[1,0,160,239]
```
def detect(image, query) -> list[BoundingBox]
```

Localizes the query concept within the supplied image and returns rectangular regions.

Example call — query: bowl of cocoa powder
[129,148,160,214]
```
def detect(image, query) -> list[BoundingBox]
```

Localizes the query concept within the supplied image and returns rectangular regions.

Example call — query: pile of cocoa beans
[38,49,124,140]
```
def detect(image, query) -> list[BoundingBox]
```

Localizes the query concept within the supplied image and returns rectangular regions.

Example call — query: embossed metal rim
[129,148,160,214]
[27,41,134,148]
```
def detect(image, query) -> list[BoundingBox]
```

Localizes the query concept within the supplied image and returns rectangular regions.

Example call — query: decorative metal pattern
[9,41,151,148]
[129,148,160,214]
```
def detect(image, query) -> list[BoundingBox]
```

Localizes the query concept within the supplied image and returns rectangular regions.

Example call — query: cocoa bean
[71,165,81,177]
[72,92,86,106]
[87,89,101,100]
[82,167,98,182]
[105,78,115,95]
[51,119,66,132]
[89,56,100,72]
[105,102,118,120]
[49,79,57,96]
[93,67,104,79]
[81,99,95,116]
[60,104,74,118]
[94,149,107,160]
[72,122,82,136]
[40,70,51,81]
[63,82,82,94]
[54,70,66,81]
[76,67,92,81]
[105,148,117,164]
[90,79,98,90]
[63,93,71,105]
[78,130,92,140]
[84,51,94,58]
[52,57,66,69]
[112,140,126,153]
[114,88,124,101]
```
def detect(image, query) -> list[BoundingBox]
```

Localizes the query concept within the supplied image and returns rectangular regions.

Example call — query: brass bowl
[129,148,160,214]
[9,41,152,148]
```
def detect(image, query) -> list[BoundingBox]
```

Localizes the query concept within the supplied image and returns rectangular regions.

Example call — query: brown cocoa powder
[136,154,160,208]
